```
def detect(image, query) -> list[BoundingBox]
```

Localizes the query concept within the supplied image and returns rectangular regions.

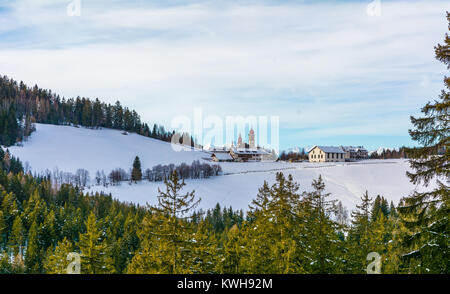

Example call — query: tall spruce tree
[131,156,142,183]
[244,173,304,274]
[78,212,113,274]
[398,12,450,274]
[347,191,373,273]
[128,170,200,274]
[301,176,343,273]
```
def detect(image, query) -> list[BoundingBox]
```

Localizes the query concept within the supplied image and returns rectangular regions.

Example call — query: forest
[0,148,447,274]
[0,76,195,147]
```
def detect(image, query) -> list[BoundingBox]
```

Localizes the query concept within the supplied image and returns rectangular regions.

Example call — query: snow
[9,123,209,176]
[8,124,435,212]
[309,146,346,154]
[86,159,432,212]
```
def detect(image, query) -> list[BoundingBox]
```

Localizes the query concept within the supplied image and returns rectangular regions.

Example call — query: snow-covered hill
[8,124,432,212]
[9,124,209,176]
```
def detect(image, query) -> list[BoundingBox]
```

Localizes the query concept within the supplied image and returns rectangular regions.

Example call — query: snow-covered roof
[341,146,368,152]
[233,148,270,155]
[309,146,345,154]
[211,152,234,160]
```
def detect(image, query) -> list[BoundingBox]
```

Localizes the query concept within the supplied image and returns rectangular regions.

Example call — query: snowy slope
[87,160,429,211]
[8,124,432,212]
[9,124,209,176]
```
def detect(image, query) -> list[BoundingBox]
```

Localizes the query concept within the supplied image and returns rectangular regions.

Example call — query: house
[211,151,234,162]
[341,146,369,161]
[308,146,346,162]
[230,148,271,162]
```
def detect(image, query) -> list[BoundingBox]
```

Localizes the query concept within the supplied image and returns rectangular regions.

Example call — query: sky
[0,0,448,151]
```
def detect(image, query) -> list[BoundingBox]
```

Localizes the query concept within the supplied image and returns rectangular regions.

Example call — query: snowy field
[9,123,209,176]
[8,124,431,212]
[87,160,427,212]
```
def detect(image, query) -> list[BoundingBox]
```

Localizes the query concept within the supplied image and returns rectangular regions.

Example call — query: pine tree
[244,173,304,274]
[218,224,243,274]
[302,175,342,273]
[43,238,75,274]
[128,171,200,274]
[131,156,142,183]
[25,221,43,273]
[347,191,373,273]
[0,211,5,247]
[9,215,24,256]
[78,212,112,274]
[398,12,450,274]
[189,220,218,273]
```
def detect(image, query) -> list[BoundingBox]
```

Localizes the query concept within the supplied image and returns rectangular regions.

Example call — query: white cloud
[0,0,448,148]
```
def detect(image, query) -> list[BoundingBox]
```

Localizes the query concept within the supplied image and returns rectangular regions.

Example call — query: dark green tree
[131,156,142,183]
[398,12,450,274]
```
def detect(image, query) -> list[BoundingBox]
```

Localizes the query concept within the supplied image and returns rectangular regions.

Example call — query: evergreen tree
[131,156,142,183]
[301,176,343,273]
[78,212,112,274]
[218,224,243,274]
[398,12,450,274]
[0,211,6,247]
[128,171,200,274]
[347,191,373,273]
[25,221,43,273]
[43,238,75,274]
[243,173,305,273]
[9,215,24,256]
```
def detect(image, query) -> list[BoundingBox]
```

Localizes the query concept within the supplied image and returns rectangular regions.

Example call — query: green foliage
[398,12,450,274]
[131,156,142,183]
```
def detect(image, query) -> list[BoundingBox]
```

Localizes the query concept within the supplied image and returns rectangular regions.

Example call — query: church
[210,128,273,162]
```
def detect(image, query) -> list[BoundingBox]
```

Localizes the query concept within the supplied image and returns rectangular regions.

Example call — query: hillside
[7,123,433,212]
[8,123,209,176]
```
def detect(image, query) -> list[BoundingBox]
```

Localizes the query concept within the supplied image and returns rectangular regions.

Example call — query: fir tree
[128,170,200,274]
[43,238,75,274]
[25,221,43,273]
[398,12,450,274]
[302,175,342,273]
[78,212,112,274]
[9,215,24,256]
[131,156,142,183]
[347,191,373,273]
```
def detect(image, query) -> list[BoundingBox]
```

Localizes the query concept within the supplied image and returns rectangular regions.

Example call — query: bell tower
[248,128,255,149]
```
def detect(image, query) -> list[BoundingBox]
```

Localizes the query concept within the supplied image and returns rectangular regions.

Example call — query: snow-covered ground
[8,124,431,212]
[87,160,428,212]
[9,123,209,176]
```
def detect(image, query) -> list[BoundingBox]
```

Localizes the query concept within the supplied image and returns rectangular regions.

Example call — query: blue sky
[0,0,448,151]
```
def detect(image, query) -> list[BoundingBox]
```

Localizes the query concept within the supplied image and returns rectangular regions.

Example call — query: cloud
[0,0,448,149]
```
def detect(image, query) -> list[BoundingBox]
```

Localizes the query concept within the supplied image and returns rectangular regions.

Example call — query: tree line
[36,157,223,189]
[278,149,308,162]
[0,76,196,147]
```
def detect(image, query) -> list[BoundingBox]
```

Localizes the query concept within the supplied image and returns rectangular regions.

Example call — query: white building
[308,146,346,162]
[341,146,369,161]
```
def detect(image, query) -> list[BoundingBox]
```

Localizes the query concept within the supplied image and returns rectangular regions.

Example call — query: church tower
[248,128,255,149]
[237,133,244,148]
